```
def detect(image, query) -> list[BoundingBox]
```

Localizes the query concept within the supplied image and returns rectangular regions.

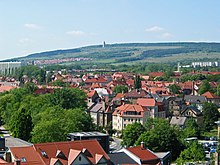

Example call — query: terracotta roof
[87,90,97,98]
[127,146,160,163]
[115,93,125,99]
[85,78,107,83]
[149,72,164,77]
[9,146,44,165]
[0,86,17,93]
[90,83,101,89]
[113,104,149,117]
[202,91,220,99]
[9,140,110,165]
[137,98,156,107]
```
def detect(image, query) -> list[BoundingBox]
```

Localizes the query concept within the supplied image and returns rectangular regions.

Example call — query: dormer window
[21,157,26,162]
[41,151,48,158]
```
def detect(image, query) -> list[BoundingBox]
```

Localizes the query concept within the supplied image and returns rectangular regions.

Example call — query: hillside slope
[5,42,220,65]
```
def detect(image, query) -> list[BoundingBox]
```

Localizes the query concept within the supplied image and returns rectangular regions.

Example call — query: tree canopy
[176,142,205,165]
[122,122,146,147]
[0,84,94,143]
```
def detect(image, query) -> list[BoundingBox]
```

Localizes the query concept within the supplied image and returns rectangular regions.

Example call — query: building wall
[0,62,22,75]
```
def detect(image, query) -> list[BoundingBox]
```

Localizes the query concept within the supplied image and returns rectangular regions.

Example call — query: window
[79,156,81,161]
[124,124,126,127]
[21,157,26,162]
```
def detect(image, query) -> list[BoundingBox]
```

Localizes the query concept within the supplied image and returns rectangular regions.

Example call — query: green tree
[10,105,33,141]
[137,118,181,160]
[182,118,200,139]
[122,122,146,147]
[134,75,141,89]
[48,88,87,109]
[113,85,128,94]
[176,142,205,165]
[202,102,219,131]
[169,84,181,94]
[198,80,213,95]
[52,80,69,87]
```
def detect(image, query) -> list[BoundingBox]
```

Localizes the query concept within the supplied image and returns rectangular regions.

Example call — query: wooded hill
[5,42,220,65]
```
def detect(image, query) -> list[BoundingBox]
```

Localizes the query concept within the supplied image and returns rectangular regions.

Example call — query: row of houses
[0,139,170,165]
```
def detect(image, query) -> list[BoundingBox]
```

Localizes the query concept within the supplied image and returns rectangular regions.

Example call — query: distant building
[192,61,219,68]
[67,132,109,153]
[0,62,22,75]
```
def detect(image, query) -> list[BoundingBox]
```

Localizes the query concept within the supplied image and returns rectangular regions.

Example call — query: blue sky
[0,0,220,60]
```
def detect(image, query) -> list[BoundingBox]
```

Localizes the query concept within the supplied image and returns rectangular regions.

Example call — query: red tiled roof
[202,91,220,99]
[9,140,110,165]
[0,86,17,93]
[113,104,149,117]
[149,72,164,77]
[127,146,160,163]
[137,98,156,107]
[87,90,96,98]
[10,146,45,165]
[115,93,125,99]
[85,78,107,83]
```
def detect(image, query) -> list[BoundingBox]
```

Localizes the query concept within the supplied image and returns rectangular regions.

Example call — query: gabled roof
[170,116,187,126]
[184,95,207,103]
[9,140,110,165]
[113,104,149,117]
[68,149,82,164]
[9,146,45,165]
[126,146,160,164]
[202,91,220,99]
[50,158,63,165]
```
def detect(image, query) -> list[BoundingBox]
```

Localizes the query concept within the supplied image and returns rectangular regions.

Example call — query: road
[110,137,123,153]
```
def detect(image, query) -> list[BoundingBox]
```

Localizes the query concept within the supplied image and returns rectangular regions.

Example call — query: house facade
[112,104,150,131]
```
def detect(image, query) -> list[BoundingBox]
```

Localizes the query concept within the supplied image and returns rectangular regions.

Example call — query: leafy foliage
[136,118,181,160]
[202,102,219,131]
[122,122,146,147]
[176,142,205,164]
[113,85,128,94]
[0,84,94,143]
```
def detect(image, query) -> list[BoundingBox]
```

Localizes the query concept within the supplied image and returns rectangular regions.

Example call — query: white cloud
[66,30,86,36]
[145,26,164,32]
[24,23,43,30]
[161,32,173,38]
[19,38,32,44]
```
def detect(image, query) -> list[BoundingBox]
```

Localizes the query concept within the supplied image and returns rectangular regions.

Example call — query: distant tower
[103,41,106,48]
[177,62,180,72]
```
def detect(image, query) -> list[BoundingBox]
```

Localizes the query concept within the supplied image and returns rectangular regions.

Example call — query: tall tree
[122,122,146,147]
[11,105,33,141]
[134,75,141,89]
[202,102,219,131]
[198,80,213,95]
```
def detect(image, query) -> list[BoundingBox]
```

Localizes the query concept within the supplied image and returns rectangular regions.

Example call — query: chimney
[14,159,21,165]
[141,141,145,149]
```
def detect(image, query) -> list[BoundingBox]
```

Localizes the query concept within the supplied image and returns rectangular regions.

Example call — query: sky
[0,0,220,60]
